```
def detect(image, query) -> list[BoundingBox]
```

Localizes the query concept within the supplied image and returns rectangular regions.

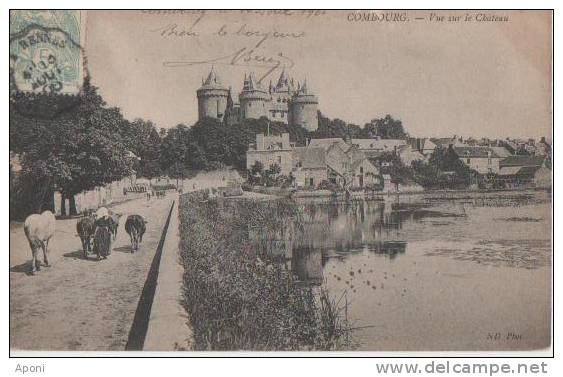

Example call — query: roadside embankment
[177,191,352,351]
[144,195,194,350]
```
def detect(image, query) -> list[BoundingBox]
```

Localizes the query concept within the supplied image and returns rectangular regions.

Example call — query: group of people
[123,185,148,196]
[146,190,167,200]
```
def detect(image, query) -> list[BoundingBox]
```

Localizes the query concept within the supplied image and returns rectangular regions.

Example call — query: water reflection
[248,191,550,285]
[247,191,551,350]
[251,196,427,285]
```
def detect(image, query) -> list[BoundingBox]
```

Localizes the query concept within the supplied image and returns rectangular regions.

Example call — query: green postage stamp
[9,10,85,94]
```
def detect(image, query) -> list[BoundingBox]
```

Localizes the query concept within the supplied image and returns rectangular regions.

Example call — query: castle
[196,66,319,131]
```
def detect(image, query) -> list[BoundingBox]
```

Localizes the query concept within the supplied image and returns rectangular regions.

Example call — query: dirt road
[10,195,175,351]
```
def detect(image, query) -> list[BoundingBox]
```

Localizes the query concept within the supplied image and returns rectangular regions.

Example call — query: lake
[270,190,551,351]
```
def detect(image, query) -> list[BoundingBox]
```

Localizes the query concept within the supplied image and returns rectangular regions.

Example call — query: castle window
[272,112,276,118]
[249,103,251,107]
[277,156,282,164]
[466,158,470,164]
[277,98,281,103]
[281,112,285,118]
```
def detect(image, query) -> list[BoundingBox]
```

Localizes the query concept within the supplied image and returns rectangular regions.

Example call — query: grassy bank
[178,192,352,351]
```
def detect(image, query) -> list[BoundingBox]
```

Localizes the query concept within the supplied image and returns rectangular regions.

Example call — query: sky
[84,10,552,138]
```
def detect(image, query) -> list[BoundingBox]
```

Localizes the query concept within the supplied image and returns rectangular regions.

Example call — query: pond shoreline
[247,186,551,201]
[178,191,353,351]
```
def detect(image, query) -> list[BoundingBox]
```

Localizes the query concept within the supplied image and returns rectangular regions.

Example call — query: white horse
[23,211,56,274]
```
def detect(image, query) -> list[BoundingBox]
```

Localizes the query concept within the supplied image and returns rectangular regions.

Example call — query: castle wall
[198,92,228,120]
[268,92,291,124]
[240,98,269,119]
[290,102,318,131]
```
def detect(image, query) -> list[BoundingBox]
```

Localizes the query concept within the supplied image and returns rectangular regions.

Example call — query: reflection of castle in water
[248,197,415,286]
[296,197,412,250]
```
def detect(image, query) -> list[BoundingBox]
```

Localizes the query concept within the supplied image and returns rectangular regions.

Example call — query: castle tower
[239,72,270,120]
[289,78,319,131]
[268,68,295,124]
[197,66,229,121]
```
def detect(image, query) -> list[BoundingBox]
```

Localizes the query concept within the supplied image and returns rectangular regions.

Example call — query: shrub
[178,193,352,350]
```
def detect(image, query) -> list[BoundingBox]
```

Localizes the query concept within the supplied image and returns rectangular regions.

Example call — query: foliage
[159,124,191,178]
[127,118,161,180]
[363,114,407,139]
[179,193,352,350]
[412,146,477,189]
[377,152,415,184]
[10,79,135,216]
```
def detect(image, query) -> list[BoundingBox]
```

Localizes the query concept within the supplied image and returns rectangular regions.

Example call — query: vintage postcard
[9,9,552,354]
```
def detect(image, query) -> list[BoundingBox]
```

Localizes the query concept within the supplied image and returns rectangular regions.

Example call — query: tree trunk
[60,195,67,217]
[69,195,77,216]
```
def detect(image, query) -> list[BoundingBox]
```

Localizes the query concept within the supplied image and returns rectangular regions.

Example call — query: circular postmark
[9,10,85,95]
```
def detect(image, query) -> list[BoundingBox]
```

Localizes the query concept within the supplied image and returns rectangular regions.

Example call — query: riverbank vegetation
[178,191,352,350]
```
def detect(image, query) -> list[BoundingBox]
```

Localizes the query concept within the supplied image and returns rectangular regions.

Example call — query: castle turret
[268,69,294,124]
[239,72,270,120]
[289,79,319,131]
[197,66,229,121]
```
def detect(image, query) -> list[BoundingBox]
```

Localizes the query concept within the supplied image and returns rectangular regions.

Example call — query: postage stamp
[9,10,85,94]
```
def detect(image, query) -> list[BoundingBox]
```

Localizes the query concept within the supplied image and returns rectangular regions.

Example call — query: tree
[312,112,350,139]
[9,79,136,216]
[248,161,264,185]
[377,151,415,185]
[127,119,162,181]
[250,161,264,176]
[363,115,406,139]
[412,146,476,189]
[160,124,191,177]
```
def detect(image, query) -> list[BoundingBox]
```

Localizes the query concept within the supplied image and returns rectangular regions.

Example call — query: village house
[310,138,380,189]
[454,146,505,174]
[246,133,295,175]
[535,137,552,156]
[409,137,438,156]
[292,147,328,188]
[351,138,407,155]
[497,155,551,188]
[396,145,425,166]
[430,136,465,148]
[246,134,380,190]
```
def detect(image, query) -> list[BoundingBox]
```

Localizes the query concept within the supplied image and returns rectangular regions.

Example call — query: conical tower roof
[198,66,227,91]
[226,87,234,109]
[292,77,318,104]
[276,68,288,87]
[240,71,269,100]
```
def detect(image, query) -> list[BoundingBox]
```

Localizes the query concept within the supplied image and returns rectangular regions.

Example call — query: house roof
[309,138,349,151]
[498,166,523,176]
[292,147,326,169]
[350,157,377,173]
[498,165,541,177]
[489,146,512,158]
[351,138,406,151]
[500,155,545,168]
[431,137,458,147]
[454,146,502,158]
